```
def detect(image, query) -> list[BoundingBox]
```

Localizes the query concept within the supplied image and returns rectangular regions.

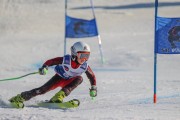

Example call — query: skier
[9,41,97,108]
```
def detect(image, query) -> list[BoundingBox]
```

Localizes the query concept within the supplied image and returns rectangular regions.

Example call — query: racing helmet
[71,41,90,60]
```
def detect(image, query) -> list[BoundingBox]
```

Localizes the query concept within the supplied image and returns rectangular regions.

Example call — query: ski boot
[49,90,66,103]
[9,94,25,108]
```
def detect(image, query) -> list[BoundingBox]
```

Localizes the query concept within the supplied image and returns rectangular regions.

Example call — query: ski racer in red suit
[9,41,97,108]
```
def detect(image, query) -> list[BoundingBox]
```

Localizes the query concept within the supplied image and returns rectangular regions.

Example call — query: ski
[4,99,80,109]
[37,99,80,109]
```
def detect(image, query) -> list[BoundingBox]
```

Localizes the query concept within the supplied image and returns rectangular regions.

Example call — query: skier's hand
[39,65,48,75]
[89,85,97,97]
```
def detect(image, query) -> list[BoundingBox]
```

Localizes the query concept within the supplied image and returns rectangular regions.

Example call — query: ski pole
[91,97,95,101]
[0,71,39,82]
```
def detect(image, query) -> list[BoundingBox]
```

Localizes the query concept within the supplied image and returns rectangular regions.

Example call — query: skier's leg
[49,76,83,103]
[9,74,62,104]
[20,74,62,101]
[62,76,83,96]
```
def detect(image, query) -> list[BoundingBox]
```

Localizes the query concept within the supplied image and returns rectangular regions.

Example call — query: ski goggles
[77,52,90,61]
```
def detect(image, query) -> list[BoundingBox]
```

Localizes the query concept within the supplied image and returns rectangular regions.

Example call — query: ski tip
[71,99,80,106]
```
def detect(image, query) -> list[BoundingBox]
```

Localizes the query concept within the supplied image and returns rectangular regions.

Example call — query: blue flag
[155,17,180,54]
[65,16,98,38]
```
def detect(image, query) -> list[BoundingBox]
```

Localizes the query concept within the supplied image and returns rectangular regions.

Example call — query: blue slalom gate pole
[154,0,159,103]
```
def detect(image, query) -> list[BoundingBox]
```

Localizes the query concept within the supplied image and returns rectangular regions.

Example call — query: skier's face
[77,52,90,64]
[77,57,86,64]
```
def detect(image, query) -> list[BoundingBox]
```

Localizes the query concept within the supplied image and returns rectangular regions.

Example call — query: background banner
[65,16,98,38]
[155,17,180,54]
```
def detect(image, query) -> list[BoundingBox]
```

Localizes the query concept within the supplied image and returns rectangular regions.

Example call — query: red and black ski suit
[21,57,96,101]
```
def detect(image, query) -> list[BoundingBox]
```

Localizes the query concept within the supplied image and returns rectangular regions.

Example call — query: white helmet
[71,41,90,56]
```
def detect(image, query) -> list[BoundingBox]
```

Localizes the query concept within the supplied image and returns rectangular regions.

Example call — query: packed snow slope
[0,0,180,120]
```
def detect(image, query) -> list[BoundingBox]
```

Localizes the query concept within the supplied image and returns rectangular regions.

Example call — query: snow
[0,0,180,120]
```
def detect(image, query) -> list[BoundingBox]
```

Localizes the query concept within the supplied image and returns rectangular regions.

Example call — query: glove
[39,65,48,75]
[89,85,97,97]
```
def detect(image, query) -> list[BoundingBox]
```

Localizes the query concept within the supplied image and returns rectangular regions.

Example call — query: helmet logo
[84,46,88,50]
